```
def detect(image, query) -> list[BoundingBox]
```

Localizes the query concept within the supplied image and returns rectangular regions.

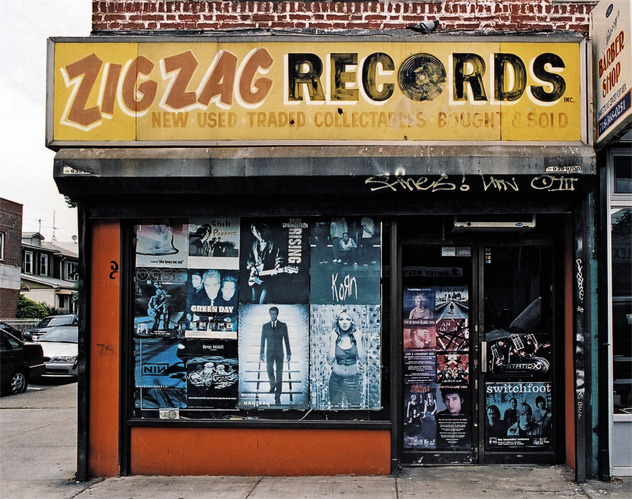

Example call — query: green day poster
[310,218,381,305]
[185,269,239,339]
[135,220,188,268]
[239,219,310,305]
[238,304,309,409]
[485,381,553,450]
[310,304,382,410]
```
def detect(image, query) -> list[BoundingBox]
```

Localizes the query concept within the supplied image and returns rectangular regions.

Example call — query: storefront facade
[592,0,632,479]
[48,0,608,483]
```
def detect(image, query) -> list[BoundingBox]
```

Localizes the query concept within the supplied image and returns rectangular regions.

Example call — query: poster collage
[133,217,382,414]
[403,287,471,451]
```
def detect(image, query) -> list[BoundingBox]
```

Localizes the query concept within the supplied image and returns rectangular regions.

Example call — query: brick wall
[92,1,597,35]
[0,198,23,318]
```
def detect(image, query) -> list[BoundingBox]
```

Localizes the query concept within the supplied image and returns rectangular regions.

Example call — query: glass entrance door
[480,244,558,464]
[401,239,560,465]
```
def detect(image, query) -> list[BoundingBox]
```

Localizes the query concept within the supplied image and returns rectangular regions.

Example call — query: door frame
[397,227,565,466]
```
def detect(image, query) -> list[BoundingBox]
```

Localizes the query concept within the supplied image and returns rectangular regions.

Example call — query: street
[1,380,630,498]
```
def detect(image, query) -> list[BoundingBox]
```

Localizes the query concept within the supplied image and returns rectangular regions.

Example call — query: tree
[16,294,48,319]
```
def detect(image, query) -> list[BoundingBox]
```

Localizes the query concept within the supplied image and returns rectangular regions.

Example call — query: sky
[0,1,92,242]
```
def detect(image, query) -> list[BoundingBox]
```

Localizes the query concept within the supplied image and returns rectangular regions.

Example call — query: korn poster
[310,217,381,305]
[135,221,188,268]
[239,218,310,304]
[485,381,553,449]
[238,304,309,410]
[310,304,381,410]
[134,267,187,338]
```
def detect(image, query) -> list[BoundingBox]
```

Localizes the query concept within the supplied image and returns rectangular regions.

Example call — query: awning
[54,144,595,199]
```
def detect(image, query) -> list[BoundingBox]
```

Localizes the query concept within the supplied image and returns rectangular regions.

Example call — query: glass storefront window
[130,216,388,421]
[611,208,632,415]
[614,156,632,194]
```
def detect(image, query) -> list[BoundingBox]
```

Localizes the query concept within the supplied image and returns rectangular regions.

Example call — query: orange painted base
[131,428,391,476]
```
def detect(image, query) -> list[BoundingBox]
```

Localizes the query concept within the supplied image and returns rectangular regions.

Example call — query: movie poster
[185,269,239,339]
[485,381,553,449]
[179,339,238,409]
[403,384,438,449]
[134,267,187,338]
[435,287,469,351]
[404,350,436,384]
[310,304,381,410]
[134,338,187,409]
[436,353,469,385]
[188,217,240,269]
[486,297,552,378]
[310,217,381,305]
[404,288,435,324]
[238,304,309,409]
[239,218,310,304]
[435,384,470,450]
[135,221,188,268]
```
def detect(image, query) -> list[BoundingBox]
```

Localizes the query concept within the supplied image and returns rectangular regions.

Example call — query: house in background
[21,232,78,313]
[0,198,23,317]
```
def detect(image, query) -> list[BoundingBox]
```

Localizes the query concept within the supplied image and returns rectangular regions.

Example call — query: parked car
[25,314,78,342]
[1,330,45,395]
[0,321,25,341]
[37,326,79,377]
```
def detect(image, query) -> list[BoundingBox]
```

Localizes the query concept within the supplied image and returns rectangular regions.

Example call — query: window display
[131,217,384,419]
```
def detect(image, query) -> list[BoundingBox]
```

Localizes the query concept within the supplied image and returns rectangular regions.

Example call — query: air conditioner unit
[452,215,536,233]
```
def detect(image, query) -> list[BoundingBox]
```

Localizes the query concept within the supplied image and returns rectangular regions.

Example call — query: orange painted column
[131,428,391,476]
[88,220,121,477]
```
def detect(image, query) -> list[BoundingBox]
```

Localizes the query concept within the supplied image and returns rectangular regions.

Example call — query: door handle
[481,341,487,373]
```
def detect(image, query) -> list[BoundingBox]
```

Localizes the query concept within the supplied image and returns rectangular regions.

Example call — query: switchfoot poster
[310,304,381,410]
[310,218,381,305]
[188,217,240,269]
[135,221,188,267]
[485,381,553,449]
[239,219,310,304]
[134,267,187,338]
[238,304,309,409]
[185,268,239,339]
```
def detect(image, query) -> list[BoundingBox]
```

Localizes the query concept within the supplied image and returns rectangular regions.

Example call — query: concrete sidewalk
[2,383,631,498]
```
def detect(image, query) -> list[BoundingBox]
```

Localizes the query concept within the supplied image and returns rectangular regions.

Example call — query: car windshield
[35,317,53,328]
[38,327,78,343]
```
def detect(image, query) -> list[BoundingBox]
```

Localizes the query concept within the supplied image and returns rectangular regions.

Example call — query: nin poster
[238,304,309,410]
[239,219,310,304]
[310,304,381,410]
[188,217,240,269]
[134,338,187,410]
[485,381,553,449]
[310,217,381,305]
[185,269,239,339]
[135,221,188,268]
[134,267,187,338]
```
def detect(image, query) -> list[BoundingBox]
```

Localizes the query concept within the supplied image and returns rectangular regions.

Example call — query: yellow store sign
[48,37,585,145]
